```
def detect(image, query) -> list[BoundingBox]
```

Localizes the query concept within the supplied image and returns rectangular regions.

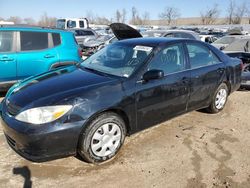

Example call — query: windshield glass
[213,36,235,44]
[224,39,250,52]
[81,43,153,77]
[56,19,66,29]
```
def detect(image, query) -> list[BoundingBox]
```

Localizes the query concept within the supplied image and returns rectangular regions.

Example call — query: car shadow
[13,166,32,188]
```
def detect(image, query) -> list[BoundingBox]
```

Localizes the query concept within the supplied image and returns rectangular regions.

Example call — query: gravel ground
[0,91,250,188]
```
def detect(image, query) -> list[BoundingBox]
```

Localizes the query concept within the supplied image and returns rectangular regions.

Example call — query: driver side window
[148,43,186,75]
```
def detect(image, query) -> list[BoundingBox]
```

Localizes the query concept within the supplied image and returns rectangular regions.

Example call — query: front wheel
[207,83,229,113]
[78,112,126,163]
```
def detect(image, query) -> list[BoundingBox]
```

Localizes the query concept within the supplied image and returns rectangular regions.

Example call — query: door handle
[44,54,55,58]
[0,57,14,61]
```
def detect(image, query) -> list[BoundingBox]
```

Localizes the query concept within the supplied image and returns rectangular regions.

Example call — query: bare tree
[121,8,127,23]
[7,16,22,24]
[200,4,219,25]
[131,6,138,24]
[227,0,235,24]
[248,8,250,24]
[159,7,180,25]
[95,16,111,25]
[86,11,96,24]
[232,1,248,24]
[38,12,56,27]
[142,11,150,25]
[115,10,122,22]
[129,7,143,25]
[227,0,248,24]
[23,17,36,25]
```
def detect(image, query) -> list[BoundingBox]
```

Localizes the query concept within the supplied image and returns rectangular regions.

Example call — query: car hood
[110,23,142,40]
[6,65,119,108]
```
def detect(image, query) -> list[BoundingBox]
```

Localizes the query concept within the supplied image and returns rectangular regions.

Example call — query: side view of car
[0,25,82,91]
[0,23,242,164]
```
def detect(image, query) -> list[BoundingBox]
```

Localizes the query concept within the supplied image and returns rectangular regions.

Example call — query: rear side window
[187,43,220,69]
[20,31,48,51]
[52,33,61,46]
[0,31,14,52]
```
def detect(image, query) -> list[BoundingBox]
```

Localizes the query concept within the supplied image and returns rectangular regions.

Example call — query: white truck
[56,18,89,29]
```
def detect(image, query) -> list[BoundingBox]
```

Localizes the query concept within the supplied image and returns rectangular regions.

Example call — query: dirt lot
[0,91,250,188]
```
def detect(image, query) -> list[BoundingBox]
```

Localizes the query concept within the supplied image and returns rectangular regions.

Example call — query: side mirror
[143,69,164,81]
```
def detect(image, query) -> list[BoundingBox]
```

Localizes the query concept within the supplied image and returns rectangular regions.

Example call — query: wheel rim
[215,88,227,110]
[91,123,122,157]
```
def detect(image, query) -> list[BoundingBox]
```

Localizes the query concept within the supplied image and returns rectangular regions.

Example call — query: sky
[0,0,249,21]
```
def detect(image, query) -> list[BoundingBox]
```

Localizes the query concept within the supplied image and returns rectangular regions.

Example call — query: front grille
[5,134,16,147]
[6,101,21,116]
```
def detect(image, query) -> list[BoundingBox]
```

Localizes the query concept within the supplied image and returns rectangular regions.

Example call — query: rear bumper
[0,105,85,162]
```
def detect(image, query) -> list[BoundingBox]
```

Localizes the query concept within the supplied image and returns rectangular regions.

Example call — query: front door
[0,31,17,84]
[136,43,190,130]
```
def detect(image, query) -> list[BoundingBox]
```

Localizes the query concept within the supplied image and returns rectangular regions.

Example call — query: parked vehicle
[211,35,247,50]
[81,34,115,57]
[56,18,89,29]
[200,35,218,43]
[223,38,250,64]
[0,25,82,91]
[241,64,250,89]
[142,29,200,40]
[68,28,99,48]
[0,23,242,164]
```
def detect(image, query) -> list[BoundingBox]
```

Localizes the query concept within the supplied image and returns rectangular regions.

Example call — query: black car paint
[0,38,241,162]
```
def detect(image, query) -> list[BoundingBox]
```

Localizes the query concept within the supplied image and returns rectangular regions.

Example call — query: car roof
[0,24,67,33]
[114,37,189,47]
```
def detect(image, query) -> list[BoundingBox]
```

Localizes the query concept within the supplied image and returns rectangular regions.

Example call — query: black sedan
[0,36,241,163]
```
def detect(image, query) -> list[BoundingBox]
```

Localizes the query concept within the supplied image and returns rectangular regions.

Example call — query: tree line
[1,0,249,26]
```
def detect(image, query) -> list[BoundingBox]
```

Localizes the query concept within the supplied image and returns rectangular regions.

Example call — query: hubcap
[91,123,121,157]
[215,88,227,110]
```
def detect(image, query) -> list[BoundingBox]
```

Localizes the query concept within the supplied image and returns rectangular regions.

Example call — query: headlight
[15,105,72,124]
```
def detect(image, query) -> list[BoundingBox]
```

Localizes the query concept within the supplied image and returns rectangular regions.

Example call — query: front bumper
[0,103,85,162]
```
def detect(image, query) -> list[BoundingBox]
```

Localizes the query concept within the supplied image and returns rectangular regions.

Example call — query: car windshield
[81,43,153,77]
[56,19,66,29]
[224,39,250,52]
[213,36,235,44]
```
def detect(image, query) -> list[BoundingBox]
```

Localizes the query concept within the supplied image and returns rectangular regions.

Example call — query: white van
[56,18,89,29]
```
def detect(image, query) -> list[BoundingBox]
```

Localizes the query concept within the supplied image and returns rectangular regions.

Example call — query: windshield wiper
[81,66,110,77]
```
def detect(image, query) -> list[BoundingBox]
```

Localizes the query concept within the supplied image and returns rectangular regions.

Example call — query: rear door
[136,42,190,130]
[0,31,17,83]
[185,41,226,110]
[16,31,58,80]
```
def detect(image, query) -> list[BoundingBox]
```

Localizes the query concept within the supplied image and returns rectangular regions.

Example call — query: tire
[78,112,126,163]
[207,83,229,113]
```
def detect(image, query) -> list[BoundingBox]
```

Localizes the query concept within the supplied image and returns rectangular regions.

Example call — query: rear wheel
[78,112,126,163]
[207,83,229,113]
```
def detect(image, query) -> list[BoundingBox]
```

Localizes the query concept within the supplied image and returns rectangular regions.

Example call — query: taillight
[78,48,83,57]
